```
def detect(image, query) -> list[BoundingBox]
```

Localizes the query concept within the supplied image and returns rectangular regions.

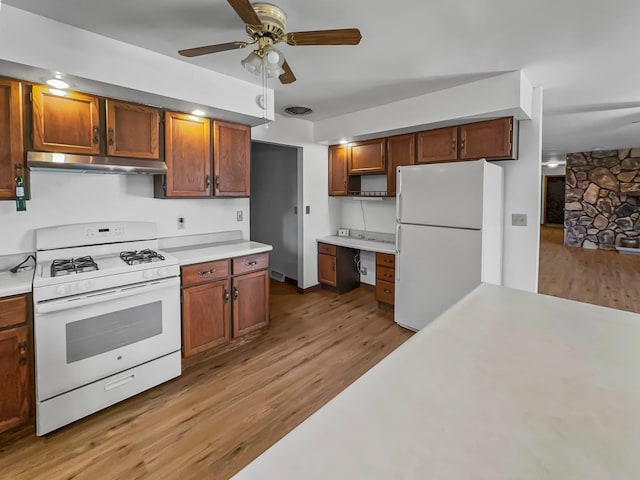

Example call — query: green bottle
[15,174,26,212]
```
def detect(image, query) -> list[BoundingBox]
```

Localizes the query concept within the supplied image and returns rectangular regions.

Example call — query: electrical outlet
[512,213,527,226]
[177,217,185,230]
[305,205,311,214]
[360,266,368,275]
[236,211,243,222]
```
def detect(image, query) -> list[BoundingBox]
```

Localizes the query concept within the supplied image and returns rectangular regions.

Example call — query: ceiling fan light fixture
[241,51,263,75]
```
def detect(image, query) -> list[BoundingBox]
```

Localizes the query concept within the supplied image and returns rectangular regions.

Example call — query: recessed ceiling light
[339,140,348,144]
[46,79,69,89]
[192,109,205,116]
[547,162,559,168]
[48,88,68,97]
[283,105,313,116]
[592,147,604,151]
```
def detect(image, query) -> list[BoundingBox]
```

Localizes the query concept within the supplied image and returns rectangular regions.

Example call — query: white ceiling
[5,0,640,156]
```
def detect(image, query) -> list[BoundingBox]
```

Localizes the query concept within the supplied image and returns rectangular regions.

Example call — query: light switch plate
[236,211,243,222]
[512,213,527,226]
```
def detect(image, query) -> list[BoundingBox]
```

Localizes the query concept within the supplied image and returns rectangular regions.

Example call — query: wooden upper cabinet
[213,120,250,197]
[348,138,386,174]
[32,86,100,155]
[0,78,24,199]
[329,144,348,196]
[182,279,231,357]
[232,270,269,337]
[460,117,514,160]
[416,126,458,164]
[105,100,159,159]
[164,112,211,197]
[386,134,415,196]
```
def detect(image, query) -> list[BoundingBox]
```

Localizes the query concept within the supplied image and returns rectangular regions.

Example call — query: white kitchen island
[233,284,640,479]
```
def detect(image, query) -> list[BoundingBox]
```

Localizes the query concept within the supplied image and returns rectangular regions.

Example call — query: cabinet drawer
[376,279,395,305]
[376,265,396,283]
[233,253,269,275]
[376,252,395,268]
[0,295,28,329]
[318,242,337,256]
[181,260,229,286]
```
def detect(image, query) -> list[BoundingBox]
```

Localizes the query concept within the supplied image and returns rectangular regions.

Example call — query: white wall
[252,115,337,289]
[251,142,298,280]
[337,200,396,234]
[494,87,543,292]
[0,172,249,254]
[0,6,271,120]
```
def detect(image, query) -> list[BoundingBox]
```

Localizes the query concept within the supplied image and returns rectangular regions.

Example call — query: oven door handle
[35,278,179,314]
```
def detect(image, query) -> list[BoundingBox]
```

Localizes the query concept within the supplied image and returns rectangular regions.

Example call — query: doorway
[250,142,299,284]
[543,175,565,226]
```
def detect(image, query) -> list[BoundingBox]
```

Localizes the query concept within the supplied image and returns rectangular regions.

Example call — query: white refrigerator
[395,160,504,331]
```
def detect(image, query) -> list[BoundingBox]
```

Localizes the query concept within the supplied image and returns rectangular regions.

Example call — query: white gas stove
[33,221,182,435]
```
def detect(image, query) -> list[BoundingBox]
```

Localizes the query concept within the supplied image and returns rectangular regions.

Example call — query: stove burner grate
[50,256,99,277]
[120,249,165,265]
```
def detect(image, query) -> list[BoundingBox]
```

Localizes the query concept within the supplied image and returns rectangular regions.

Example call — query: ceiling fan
[178,0,362,84]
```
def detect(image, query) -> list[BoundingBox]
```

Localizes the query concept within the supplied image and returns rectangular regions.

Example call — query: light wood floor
[538,226,640,313]
[0,282,412,480]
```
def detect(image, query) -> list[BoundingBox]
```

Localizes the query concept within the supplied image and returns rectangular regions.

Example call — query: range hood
[27,151,168,175]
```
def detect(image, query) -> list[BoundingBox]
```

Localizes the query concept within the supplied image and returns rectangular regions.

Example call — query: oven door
[34,277,181,401]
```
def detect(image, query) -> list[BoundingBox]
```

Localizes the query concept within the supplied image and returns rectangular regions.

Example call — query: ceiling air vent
[283,105,313,116]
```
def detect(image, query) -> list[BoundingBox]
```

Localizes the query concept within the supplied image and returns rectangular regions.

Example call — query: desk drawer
[233,253,269,275]
[376,252,395,268]
[318,242,337,256]
[376,265,395,283]
[0,295,28,329]
[375,279,395,305]
[181,260,229,286]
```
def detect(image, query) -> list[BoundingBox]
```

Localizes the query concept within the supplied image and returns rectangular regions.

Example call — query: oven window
[66,302,163,363]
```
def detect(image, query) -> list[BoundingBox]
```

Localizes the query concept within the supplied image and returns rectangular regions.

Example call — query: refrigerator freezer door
[395,223,482,331]
[397,161,484,229]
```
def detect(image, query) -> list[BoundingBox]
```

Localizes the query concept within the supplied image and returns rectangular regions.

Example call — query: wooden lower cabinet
[182,279,231,356]
[375,253,396,306]
[318,253,337,287]
[317,243,360,294]
[0,294,31,434]
[232,270,270,337]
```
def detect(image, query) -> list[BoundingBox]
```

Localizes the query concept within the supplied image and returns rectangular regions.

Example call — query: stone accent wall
[565,148,640,249]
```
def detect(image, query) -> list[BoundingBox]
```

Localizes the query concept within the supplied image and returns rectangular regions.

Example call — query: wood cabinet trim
[105,99,160,159]
[212,120,251,197]
[181,260,230,287]
[0,295,28,330]
[232,253,269,276]
[0,78,24,199]
[348,138,386,175]
[232,270,270,337]
[386,133,415,196]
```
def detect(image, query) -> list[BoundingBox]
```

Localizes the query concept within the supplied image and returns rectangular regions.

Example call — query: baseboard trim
[296,284,322,294]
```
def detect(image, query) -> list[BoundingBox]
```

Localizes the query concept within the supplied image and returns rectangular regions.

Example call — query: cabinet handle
[206,174,211,188]
[245,261,258,267]
[108,127,115,146]
[452,138,456,151]
[460,138,465,151]
[198,268,216,276]
[384,289,392,294]
[233,286,239,300]
[216,175,220,190]
[224,288,230,303]
[18,341,27,364]
[93,126,100,145]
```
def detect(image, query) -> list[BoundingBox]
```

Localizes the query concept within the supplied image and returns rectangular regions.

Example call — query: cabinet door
[0,326,29,433]
[182,279,230,356]
[386,134,415,196]
[106,100,160,159]
[460,117,513,160]
[318,253,337,287]
[232,270,269,337]
[328,144,348,196]
[213,120,250,197]
[349,138,386,174]
[164,112,211,197]
[416,126,458,164]
[0,78,24,199]
[32,85,100,155]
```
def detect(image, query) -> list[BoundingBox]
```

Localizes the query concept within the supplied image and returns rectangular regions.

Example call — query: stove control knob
[143,270,154,279]
[157,267,168,277]
[56,284,70,296]
[77,280,90,291]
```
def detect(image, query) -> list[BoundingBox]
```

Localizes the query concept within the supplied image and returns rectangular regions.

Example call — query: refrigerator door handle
[396,168,402,222]
[395,223,401,281]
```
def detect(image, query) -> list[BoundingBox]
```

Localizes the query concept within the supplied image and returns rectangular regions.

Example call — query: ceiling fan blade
[227,0,262,26]
[285,28,362,46]
[279,61,296,84]
[178,41,248,57]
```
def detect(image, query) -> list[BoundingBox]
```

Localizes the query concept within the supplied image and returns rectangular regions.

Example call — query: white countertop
[164,240,272,266]
[233,284,640,479]
[317,235,396,254]
[0,269,34,297]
